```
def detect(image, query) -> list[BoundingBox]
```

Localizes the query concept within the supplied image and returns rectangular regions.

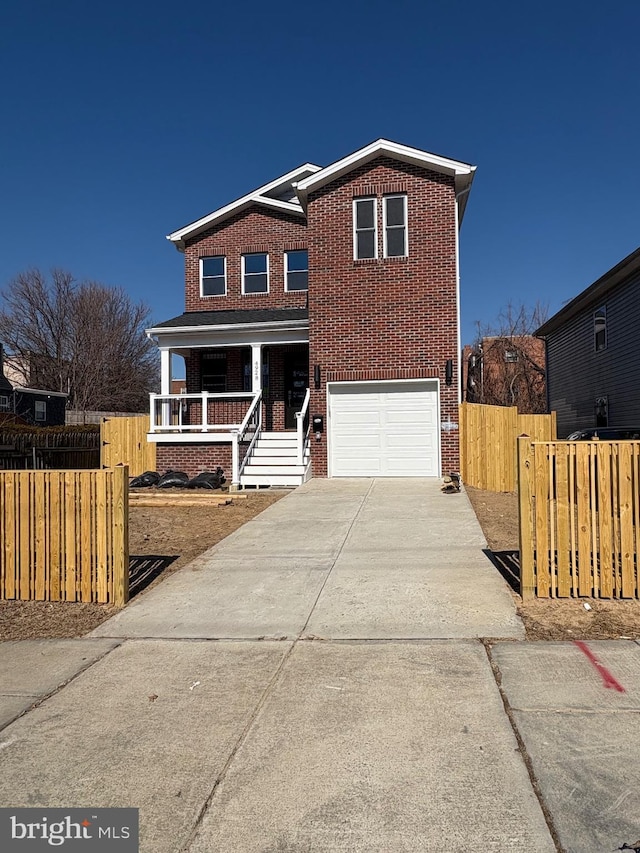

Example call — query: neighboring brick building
[148,140,476,486]
[463,335,547,414]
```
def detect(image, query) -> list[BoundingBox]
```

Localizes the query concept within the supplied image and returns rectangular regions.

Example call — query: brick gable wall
[307,157,460,476]
[184,206,308,312]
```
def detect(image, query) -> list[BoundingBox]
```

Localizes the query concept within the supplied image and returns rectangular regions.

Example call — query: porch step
[240,430,311,488]
[252,446,299,457]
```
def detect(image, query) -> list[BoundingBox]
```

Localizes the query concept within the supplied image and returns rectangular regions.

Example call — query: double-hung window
[242,253,269,294]
[594,306,607,351]
[353,198,377,260]
[383,194,407,257]
[200,256,226,297]
[285,250,308,291]
[35,400,46,422]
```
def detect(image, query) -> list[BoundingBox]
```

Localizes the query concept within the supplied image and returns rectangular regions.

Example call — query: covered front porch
[145,310,311,488]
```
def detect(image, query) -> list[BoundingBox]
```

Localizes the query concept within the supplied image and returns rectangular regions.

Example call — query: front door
[284,354,309,429]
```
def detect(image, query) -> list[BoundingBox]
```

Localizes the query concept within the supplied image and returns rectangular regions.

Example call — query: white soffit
[167,163,322,250]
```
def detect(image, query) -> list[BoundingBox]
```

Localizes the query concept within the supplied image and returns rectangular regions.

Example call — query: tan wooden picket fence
[0,467,129,605]
[101,416,155,476]
[518,438,640,599]
[459,403,557,491]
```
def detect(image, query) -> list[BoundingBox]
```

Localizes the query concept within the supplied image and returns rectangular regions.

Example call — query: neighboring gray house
[536,246,640,438]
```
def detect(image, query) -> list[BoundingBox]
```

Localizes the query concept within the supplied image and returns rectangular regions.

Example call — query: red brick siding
[156,443,232,480]
[307,157,460,476]
[184,207,308,312]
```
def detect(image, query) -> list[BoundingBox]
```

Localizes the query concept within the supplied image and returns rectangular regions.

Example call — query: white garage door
[328,381,440,477]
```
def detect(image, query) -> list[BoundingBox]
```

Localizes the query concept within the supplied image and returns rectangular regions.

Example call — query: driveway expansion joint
[483,640,566,853]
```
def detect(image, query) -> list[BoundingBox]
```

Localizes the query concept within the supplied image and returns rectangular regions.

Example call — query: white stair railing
[231,391,262,488]
[294,388,311,465]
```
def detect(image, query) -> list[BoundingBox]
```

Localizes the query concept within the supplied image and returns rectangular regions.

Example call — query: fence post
[112,465,129,607]
[518,436,536,599]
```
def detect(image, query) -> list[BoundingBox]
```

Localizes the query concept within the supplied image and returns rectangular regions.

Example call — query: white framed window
[0,395,9,411]
[242,253,269,294]
[353,198,377,260]
[200,256,226,297]
[383,194,408,258]
[594,306,607,351]
[35,400,46,422]
[285,250,308,291]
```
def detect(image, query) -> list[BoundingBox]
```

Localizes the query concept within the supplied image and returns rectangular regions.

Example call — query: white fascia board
[147,318,309,337]
[13,386,68,398]
[296,139,476,207]
[167,163,321,247]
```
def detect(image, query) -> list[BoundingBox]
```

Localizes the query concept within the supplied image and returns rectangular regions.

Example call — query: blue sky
[1,0,639,363]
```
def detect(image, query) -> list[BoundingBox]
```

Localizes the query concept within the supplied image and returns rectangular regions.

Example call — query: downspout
[454,185,471,405]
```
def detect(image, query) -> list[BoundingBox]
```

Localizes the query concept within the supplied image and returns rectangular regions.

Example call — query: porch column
[251,344,262,394]
[160,349,171,394]
[160,349,171,427]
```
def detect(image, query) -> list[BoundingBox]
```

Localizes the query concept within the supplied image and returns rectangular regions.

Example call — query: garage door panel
[329,382,440,477]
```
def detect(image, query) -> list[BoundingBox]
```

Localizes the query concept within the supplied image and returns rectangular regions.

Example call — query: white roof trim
[296,140,475,193]
[167,163,321,248]
[147,318,309,336]
[295,139,476,222]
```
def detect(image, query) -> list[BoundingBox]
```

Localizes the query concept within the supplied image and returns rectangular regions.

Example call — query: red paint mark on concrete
[574,640,625,692]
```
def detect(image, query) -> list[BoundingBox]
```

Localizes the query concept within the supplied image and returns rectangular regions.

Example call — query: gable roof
[536,246,640,337]
[167,163,321,250]
[294,139,477,221]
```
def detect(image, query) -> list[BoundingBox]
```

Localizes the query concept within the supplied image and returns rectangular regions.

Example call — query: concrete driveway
[91,478,524,640]
[1,480,639,852]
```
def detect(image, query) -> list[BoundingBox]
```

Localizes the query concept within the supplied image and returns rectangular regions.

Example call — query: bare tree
[465,302,548,413]
[0,268,158,413]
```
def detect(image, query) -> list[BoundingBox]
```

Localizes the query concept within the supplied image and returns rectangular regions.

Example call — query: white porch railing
[149,391,256,433]
[295,387,311,465]
[232,391,262,488]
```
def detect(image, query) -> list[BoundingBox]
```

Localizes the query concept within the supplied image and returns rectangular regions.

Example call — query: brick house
[147,139,476,486]
[463,335,547,413]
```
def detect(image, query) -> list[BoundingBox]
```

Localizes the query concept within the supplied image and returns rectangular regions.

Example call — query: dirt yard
[465,485,640,640]
[0,490,286,641]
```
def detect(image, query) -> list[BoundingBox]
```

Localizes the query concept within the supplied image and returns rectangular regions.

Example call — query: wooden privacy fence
[459,403,557,491]
[101,416,155,476]
[518,438,640,599]
[0,467,129,605]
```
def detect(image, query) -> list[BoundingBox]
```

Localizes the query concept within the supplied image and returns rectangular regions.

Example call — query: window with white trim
[353,198,377,260]
[0,395,10,411]
[285,250,308,291]
[242,253,269,294]
[383,194,407,257]
[35,400,46,422]
[200,256,226,297]
[594,306,607,351]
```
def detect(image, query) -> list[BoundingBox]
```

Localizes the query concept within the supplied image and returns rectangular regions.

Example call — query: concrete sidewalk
[91,478,524,640]
[1,480,639,851]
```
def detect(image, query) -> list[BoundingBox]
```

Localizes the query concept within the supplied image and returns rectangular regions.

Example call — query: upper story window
[594,306,607,351]
[504,350,518,363]
[35,400,46,422]
[285,250,308,291]
[242,253,269,294]
[353,198,377,260]
[383,194,408,257]
[201,256,226,297]
[0,395,10,411]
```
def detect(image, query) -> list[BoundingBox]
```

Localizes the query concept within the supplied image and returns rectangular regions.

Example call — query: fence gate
[101,416,155,476]
[518,438,640,599]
